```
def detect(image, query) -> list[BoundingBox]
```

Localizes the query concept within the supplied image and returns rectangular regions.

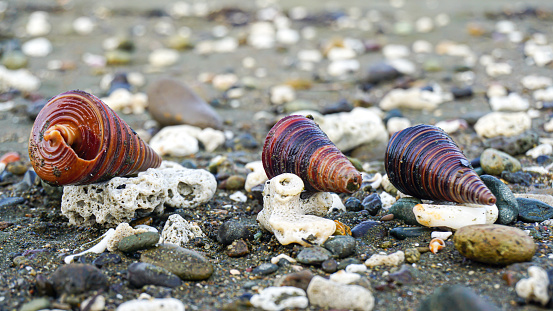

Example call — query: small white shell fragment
[102,89,148,115]
[106,223,148,252]
[297,49,323,63]
[544,119,553,132]
[431,231,453,240]
[270,254,297,265]
[276,28,300,45]
[415,17,434,33]
[116,298,186,311]
[330,193,346,212]
[496,20,516,34]
[487,84,508,98]
[22,37,52,57]
[307,276,374,311]
[388,58,416,75]
[387,117,411,135]
[160,214,204,247]
[81,295,105,311]
[149,49,179,67]
[270,84,295,105]
[245,161,268,192]
[0,66,41,92]
[412,40,433,54]
[521,75,553,90]
[62,161,217,226]
[230,191,248,203]
[365,251,405,267]
[382,44,410,59]
[489,93,529,111]
[474,112,531,138]
[526,144,553,159]
[330,270,362,284]
[248,22,276,49]
[64,228,115,264]
[327,47,356,60]
[257,173,335,246]
[345,264,368,274]
[515,266,550,306]
[365,172,382,190]
[212,73,238,91]
[250,286,308,311]
[380,192,396,210]
[413,203,498,230]
[380,86,452,111]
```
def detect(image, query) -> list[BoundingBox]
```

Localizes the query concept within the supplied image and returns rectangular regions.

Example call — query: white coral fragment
[160,214,204,247]
[307,276,375,311]
[257,173,335,246]
[244,161,268,192]
[379,86,452,111]
[365,251,405,268]
[250,286,308,311]
[149,125,225,156]
[62,161,216,226]
[516,266,550,306]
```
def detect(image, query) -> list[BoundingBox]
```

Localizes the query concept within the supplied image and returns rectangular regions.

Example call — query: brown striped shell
[262,115,361,193]
[28,90,162,186]
[385,124,496,205]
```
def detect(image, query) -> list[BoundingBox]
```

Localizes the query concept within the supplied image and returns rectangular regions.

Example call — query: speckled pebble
[127,262,182,288]
[118,232,160,253]
[49,264,108,296]
[252,262,279,275]
[404,248,421,263]
[296,246,332,265]
[362,193,382,216]
[517,198,553,222]
[226,239,249,257]
[500,171,532,186]
[480,175,519,224]
[216,219,257,245]
[323,235,356,258]
[453,224,536,265]
[480,148,521,175]
[390,227,431,240]
[321,259,338,273]
[344,197,363,212]
[388,197,421,225]
[419,285,501,311]
[140,244,213,280]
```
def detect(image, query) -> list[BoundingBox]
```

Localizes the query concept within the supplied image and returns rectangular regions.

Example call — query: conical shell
[385,124,496,205]
[29,90,162,186]
[262,115,361,193]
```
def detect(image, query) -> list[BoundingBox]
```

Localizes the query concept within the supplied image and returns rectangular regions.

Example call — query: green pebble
[118,232,160,253]
[2,50,28,69]
[388,197,422,225]
[19,298,50,311]
[480,148,521,175]
[141,244,213,280]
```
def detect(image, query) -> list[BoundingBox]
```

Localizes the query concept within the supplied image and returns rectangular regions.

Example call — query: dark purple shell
[262,115,361,193]
[385,124,496,205]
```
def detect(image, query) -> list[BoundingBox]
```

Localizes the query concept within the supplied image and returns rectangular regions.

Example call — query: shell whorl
[385,124,496,205]
[28,90,162,186]
[262,115,361,193]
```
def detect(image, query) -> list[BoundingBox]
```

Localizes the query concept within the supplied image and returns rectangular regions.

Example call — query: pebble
[149,48,179,67]
[127,262,182,288]
[419,285,501,311]
[81,295,105,311]
[49,264,108,296]
[365,62,402,84]
[274,270,313,291]
[390,227,431,240]
[388,197,421,225]
[489,93,529,111]
[25,99,46,120]
[307,275,374,311]
[501,171,532,185]
[21,37,52,57]
[404,248,421,263]
[344,197,363,212]
[227,239,249,257]
[147,77,223,129]
[216,219,257,245]
[351,220,387,240]
[327,59,360,77]
[117,232,159,253]
[250,286,308,311]
[387,117,411,135]
[388,264,419,285]
[382,44,410,59]
[480,175,519,224]
[270,84,295,105]
[330,270,361,284]
[140,244,213,280]
[297,246,332,265]
[92,253,122,268]
[26,11,51,36]
[484,131,539,156]
[19,298,50,311]
[365,251,404,267]
[1,50,28,69]
[517,198,553,222]
[105,49,132,65]
[0,196,25,208]
[230,133,259,149]
[345,263,368,274]
[252,263,279,275]
[321,259,338,273]
[451,86,473,98]
[73,16,96,35]
[474,112,531,138]
[526,144,553,159]
[117,298,186,311]
[453,224,536,265]
[323,235,356,258]
[380,86,452,111]
[521,75,552,90]
[361,193,382,216]
[480,148,522,175]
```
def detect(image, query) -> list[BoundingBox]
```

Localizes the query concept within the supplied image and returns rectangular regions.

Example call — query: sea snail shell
[385,124,496,205]
[29,90,162,186]
[262,115,362,193]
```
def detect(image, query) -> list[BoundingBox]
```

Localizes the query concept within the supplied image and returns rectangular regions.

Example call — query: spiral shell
[262,115,361,193]
[385,124,496,205]
[29,90,162,186]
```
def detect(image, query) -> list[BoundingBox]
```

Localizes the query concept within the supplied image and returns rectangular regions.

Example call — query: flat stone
[480,148,521,175]
[344,197,363,212]
[274,270,314,291]
[388,197,422,225]
[517,198,553,222]
[483,131,539,156]
[92,253,121,268]
[351,220,387,239]
[216,219,257,245]
[0,197,25,208]
[118,232,160,253]
[140,244,213,280]
[500,171,532,186]
[419,285,501,311]
[19,298,51,311]
[296,246,332,265]
[49,264,108,296]
[453,224,536,265]
[321,259,338,273]
[480,175,518,224]
[226,239,249,257]
[127,262,182,288]
[323,235,356,258]
[390,227,431,240]
[252,263,279,275]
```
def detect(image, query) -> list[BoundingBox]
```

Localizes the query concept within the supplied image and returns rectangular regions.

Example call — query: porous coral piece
[244,161,268,192]
[62,161,216,226]
[307,276,375,311]
[160,214,204,247]
[364,251,405,268]
[516,266,550,306]
[149,125,225,156]
[257,173,335,246]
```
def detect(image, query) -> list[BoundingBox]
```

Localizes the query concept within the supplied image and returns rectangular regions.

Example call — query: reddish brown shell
[262,115,361,193]
[28,90,162,186]
[385,124,496,205]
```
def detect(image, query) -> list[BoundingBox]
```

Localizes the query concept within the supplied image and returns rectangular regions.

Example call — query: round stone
[362,193,382,216]
[321,259,338,273]
[419,285,501,311]
[118,232,160,253]
[216,219,257,245]
[140,244,214,280]
[480,148,521,175]
[49,264,108,296]
[453,224,536,265]
[388,197,422,225]
[322,235,356,258]
[296,246,332,265]
[344,197,363,212]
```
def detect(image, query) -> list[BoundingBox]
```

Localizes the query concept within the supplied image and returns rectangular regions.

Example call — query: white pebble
[327,59,360,76]
[474,112,531,138]
[382,44,410,59]
[544,119,553,132]
[270,254,297,265]
[73,16,96,35]
[116,298,185,311]
[388,58,416,75]
[230,191,248,203]
[487,84,508,98]
[415,16,434,33]
[486,62,512,77]
[496,20,516,34]
[276,28,300,45]
[434,119,467,134]
[526,144,553,159]
[414,203,498,229]
[26,11,51,36]
[329,270,361,284]
[307,276,374,311]
[365,251,404,267]
[21,37,52,57]
[212,73,238,91]
[345,264,368,274]
[380,86,452,111]
[412,40,433,54]
[327,47,356,61]
[521,75,553,90]
[250,286,308,311]
[489,93,529,111]
[297,49,322,63]
[248,22,275,49]
[534,87,553,101]
[270,85,295,104]
[387,117,411,135]
[149,49,179,67]
[431,231,453,240]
